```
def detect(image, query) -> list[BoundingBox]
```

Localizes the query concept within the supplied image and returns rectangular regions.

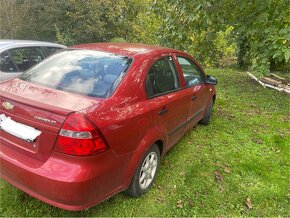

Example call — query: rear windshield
[19,49,132,98]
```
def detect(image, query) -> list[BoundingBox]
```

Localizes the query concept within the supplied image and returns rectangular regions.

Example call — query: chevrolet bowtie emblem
[2,101,15,110]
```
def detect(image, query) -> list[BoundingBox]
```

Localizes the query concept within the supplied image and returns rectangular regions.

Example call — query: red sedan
[0,43,217,211]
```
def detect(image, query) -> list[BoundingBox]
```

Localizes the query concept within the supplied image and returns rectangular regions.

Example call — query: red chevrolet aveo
[0,43,217,210]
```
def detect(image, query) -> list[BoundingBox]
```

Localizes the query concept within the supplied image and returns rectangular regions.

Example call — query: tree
[148,0,290,74]
[16,0,144,45]
[0,0,31,39]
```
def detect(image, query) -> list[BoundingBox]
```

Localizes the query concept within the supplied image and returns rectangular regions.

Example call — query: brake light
[54,113,108,155]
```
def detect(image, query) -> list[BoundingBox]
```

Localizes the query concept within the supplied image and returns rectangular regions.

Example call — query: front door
[175,56,210,131]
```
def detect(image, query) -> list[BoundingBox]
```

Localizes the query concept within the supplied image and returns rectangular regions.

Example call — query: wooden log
[260,77,281,86]
[247,72,290,94]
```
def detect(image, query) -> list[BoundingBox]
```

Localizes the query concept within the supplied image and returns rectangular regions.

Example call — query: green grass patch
[1,68,289,216]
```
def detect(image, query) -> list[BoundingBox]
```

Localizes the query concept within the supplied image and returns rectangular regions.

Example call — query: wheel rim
[139,151,158,190]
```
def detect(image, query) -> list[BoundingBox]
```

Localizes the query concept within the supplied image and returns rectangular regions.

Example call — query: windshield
[20,49,132,98]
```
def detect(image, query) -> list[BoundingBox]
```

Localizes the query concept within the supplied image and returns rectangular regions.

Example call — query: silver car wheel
[139,151,158,190]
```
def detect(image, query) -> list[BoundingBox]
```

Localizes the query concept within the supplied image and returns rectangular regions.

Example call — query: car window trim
[147,87,184,99]
[145,55,181,99]
[42,46,64,57]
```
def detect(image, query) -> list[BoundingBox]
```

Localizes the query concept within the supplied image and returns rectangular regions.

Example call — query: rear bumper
[0,144,124,211]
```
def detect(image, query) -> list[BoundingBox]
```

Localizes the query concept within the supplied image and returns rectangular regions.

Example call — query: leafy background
[1,0,289,75]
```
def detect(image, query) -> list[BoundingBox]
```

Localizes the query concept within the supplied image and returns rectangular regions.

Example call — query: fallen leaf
[176,200,184,209]
[179,172,185,176]
[252,138,263,144]
[194,191,199,197]
[196,144,202,149]
[156,197,164,203]
[245,197,253,209]
[213,162,223,168]
[188,198,194,208]
[214,170,224,182]
[224,167,231,174]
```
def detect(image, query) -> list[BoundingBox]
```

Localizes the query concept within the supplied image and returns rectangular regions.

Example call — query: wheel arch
[212,94,216,105]
[122,128,166,189]
[155,140,164,157]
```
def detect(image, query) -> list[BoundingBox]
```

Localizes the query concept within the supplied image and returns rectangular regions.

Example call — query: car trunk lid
[0,79,102,161]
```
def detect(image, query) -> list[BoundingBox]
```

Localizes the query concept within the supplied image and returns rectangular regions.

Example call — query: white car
[0,40,66,81]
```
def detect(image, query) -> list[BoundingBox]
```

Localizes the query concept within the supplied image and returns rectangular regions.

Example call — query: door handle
[159,108,168,116]
[191,95,197,100]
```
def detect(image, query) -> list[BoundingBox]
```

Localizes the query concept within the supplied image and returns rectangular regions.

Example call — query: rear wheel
[199,99,214,125]
[126,144,160,197]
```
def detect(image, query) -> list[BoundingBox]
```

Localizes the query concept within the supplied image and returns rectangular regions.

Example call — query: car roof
[0,40,66,52]
[70,42,180,57]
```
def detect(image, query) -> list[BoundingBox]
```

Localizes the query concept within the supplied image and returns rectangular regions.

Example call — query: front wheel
[126,144,160,197]
[199,99,214,125]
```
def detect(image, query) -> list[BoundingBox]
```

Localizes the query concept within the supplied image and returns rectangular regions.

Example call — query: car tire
[199,99,214,125]
[126,144,160,197]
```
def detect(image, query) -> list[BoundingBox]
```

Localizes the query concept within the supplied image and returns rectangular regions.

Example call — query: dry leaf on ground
[245,197,253,209]
[176,200,184,209]
[188,198,194,208]
[214,170,224,182]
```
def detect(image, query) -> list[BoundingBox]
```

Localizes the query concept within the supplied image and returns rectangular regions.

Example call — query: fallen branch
[270,73,286,81]
[247,72,290,94]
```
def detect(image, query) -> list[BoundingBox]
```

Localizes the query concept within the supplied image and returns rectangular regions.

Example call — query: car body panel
[0,43,216,210]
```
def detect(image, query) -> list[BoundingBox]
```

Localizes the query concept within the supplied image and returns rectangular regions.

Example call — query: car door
[175,55,210,131]
[145,56,189,150]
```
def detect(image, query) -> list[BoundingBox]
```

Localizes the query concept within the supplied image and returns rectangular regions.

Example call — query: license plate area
[0,113,41,143]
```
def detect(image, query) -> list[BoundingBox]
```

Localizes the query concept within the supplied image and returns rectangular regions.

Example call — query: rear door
[145,56,189,150]
[175,55,210,131]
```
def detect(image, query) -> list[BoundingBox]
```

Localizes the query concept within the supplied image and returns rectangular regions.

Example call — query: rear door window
[0,51,18,72]
[9,47,45,72]
[146,56,180,97]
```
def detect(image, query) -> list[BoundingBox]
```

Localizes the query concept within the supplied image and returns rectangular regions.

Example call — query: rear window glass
[20,49,132,98]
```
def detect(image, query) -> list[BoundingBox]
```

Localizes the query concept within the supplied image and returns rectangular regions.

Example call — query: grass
[0,68,289,217]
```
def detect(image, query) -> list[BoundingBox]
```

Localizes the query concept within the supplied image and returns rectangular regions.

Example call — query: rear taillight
[54,113,108,156]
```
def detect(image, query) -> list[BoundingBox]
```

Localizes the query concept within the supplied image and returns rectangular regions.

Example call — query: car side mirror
[205,75,217,85]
